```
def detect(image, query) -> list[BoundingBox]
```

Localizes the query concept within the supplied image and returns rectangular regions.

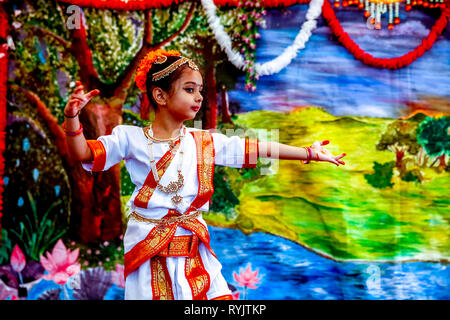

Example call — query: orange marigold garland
[135,49,181,91]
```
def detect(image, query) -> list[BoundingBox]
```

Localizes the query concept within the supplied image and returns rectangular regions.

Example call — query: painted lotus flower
[11,245,26,273]
[40,239,81,285]
[233,263,261,289]
[111,264,125,289]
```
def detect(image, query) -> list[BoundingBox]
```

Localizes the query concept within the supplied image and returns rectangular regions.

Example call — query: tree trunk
[438,154,446,168]
[203,66,218,129]
[220,85,233,124]
[396,150,405,170]
[74,101,123,243]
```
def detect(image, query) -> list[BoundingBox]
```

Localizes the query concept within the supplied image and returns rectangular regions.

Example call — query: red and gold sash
[124,131,215,279]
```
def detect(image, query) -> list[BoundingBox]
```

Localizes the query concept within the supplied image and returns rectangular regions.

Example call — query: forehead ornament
[152,57,199,82]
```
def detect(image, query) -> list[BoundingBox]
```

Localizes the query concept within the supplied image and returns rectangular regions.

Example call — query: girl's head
[135,50,204,119]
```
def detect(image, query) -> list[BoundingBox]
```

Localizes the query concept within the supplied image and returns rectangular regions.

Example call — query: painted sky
[228,5,450,118]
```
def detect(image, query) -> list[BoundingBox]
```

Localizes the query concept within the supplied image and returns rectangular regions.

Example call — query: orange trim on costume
[150,256,174,300]
[157,235,199,258]
[185,250,210,300]
[211,294,233,300]
[124,221,178,278]
[181,217,217,259]
[243,138,258,169]
[188,131,215,214]
[133,139,181,208]
[85,140,107,171]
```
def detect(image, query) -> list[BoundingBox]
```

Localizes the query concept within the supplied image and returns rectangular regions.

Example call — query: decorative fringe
[334,0,446,30]
[57,0,311,10]
[323,0,449,69]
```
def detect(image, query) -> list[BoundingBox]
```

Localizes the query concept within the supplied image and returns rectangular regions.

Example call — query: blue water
[228,5,450,118]
[209,226,450,300]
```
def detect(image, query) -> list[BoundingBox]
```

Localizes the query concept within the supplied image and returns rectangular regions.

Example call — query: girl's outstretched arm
[64,81,100,162]
[259,140,346,166]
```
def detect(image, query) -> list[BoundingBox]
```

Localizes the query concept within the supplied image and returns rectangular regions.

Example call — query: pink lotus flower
[111,264,125,288]
[40,239,81,285]
[233,263,261,289]
[11,245,26,273]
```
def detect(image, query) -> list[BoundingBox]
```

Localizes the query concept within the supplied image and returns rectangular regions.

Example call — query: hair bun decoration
[135,49,181,91]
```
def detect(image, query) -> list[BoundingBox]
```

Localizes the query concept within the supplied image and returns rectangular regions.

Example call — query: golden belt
[129,210,201,226]
[157,235,199,258]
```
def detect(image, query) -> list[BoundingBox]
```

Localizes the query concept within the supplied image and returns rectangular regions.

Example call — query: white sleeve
[211,132,258,168]
[81,125,129,172]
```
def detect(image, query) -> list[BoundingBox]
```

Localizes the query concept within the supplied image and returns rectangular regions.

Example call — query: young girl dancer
[63,49,346,300]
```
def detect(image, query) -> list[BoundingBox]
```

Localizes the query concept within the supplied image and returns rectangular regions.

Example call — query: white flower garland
[201,0,324,76]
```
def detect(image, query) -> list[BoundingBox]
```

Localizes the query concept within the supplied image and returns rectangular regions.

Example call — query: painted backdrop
[0,0,449,300]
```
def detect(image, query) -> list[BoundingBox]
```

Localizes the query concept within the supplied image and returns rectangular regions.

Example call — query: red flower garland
[58,0,448,70]
[322,0,449,69]
[0,6,8,244]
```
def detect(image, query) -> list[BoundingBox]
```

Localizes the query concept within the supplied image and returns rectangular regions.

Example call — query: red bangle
[303,147,311,164]
[62,122,84,136]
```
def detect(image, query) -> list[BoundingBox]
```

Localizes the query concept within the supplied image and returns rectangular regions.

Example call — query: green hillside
[204,107,450,263]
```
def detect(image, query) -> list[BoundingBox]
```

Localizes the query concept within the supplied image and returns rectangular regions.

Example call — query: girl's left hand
[308,140,346,166]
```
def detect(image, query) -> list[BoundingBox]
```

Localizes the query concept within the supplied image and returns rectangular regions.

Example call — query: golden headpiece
[135,49,199,91]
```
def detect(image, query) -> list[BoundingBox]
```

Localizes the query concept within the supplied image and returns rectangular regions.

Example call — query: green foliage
[10,0,78,121]
[120,164,134,197]
[3,118,71,249]
[153,3,193,44]
[0,229,13,265]
[170,5,243,91]
[75,238,124,271]
[376,120,420,155]
[9,192,66,261]
[416,116,450,157]
[210,166,239,220]
[400,169,421,183]
[364,161,395,189]
[85,9,143,83]
[122,109,151,127]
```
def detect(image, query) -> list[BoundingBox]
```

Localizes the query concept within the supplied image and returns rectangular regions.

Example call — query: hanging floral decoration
[323,0,449,68]
[202,0,323,90]
[333,0,446,30]
[231,0,267,91]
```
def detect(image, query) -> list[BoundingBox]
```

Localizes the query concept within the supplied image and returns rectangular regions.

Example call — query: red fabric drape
[57,0,311,10]
[0,5,8,244]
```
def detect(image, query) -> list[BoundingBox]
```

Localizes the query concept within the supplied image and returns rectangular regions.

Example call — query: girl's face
[161,68,204,122]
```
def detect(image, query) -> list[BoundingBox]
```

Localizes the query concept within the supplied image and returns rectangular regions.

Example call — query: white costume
[81,125,258,300]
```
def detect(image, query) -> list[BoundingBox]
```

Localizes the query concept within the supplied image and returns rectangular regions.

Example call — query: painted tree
[376,120,421,173]
[416,116,450,169]
[171,5,245,128]
[3,0,273,244]
[5,0,197,243]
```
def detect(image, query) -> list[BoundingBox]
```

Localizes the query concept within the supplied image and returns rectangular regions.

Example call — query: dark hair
[145,56,194,112]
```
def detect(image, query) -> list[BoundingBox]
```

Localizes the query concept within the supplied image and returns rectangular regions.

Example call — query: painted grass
[207,107,449,263]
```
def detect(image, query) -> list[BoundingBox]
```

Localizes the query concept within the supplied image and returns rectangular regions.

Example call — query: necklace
[146,124,186,210]
[145,125,182,144]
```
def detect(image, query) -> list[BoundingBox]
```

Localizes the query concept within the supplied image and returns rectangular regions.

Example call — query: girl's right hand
[64,81,100,117]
